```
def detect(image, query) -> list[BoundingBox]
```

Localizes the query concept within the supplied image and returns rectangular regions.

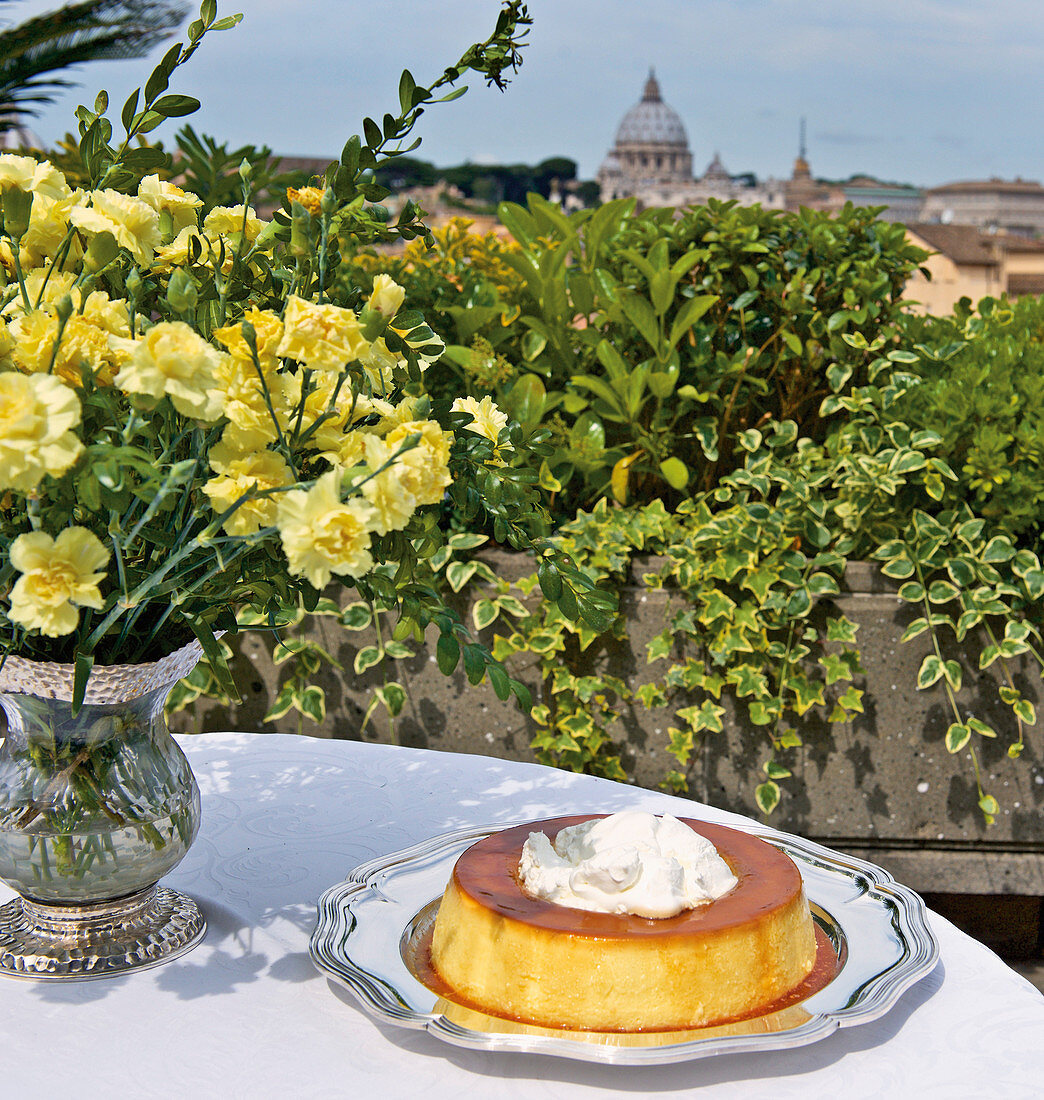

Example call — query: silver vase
[0,640,206,979]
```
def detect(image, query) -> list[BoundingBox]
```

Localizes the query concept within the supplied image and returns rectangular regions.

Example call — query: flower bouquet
[0,0,608,976]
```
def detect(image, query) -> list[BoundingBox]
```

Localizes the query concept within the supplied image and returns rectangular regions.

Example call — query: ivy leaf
[354,646,382,675]
[945,723,970,754]
[755,780,781,815]
[473,598,500,631]
[916,654,945,689]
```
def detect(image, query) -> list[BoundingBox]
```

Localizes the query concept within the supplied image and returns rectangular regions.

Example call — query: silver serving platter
[309,820,939,1065]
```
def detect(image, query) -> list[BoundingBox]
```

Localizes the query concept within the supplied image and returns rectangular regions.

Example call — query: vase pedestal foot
[0,885,206,980]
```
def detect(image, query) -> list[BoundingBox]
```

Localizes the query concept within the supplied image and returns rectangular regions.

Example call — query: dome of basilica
[614,70,688,147]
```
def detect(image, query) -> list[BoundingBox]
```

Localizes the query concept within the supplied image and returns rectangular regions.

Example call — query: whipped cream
[517,811,738,918]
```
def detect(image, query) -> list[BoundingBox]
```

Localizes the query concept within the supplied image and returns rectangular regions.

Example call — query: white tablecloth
[1,733,1041,1099]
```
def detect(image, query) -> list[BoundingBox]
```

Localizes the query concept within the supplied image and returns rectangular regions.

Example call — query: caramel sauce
[452,815,804,939]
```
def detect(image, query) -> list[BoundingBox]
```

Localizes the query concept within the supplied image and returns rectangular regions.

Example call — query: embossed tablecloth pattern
[1,733,1041,1099]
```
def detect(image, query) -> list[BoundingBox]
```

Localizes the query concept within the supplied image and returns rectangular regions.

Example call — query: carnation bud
[54,294,74,324]
[166,268,198,315]
[289,201,312,258]
[1,187,33,242]
[125,267,143,302]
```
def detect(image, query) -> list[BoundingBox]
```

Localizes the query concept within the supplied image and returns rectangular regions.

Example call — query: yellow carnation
[276,469,375,588]
[203,450,293,536]
[8,310,56,373]
[114,321,226,420]
[0,153,70,200]
[7,527,108,637]
[357,337,403,396]
[360,433,418,534]
[152,225,203,272]
[203,204,264,242]
[451,395,509,444]
[70,189,162,265]
[286,186,324,216]
[137,174,202,236]
[384,419,453,506]
[0,372,82,491]
[212,353,294,452]
[20,191,83,268]
[2,267,76,319]
[276,294,367,371]
[0,319,14,370]
[9,310,118,386]
[81,291,131,338]
[212,307,284,368]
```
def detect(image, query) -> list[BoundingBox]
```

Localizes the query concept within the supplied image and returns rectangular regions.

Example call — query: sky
[8,0,1044,189]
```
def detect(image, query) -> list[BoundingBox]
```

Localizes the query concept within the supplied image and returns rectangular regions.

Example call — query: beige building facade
[904,224,1044,313]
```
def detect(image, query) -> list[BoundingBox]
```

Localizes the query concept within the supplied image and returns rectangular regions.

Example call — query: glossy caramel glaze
[452,814,803,938]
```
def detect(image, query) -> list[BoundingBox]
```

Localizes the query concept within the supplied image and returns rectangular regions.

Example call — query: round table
[1,733,1041,1098]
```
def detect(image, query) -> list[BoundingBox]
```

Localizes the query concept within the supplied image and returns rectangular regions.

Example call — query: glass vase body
[0,642,206,978]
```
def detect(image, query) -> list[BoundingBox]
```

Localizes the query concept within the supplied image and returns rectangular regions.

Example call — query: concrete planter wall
[170,552,1044,897]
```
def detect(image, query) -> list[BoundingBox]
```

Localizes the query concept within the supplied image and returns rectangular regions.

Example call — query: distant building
[904,223,1044,313]
[834,176,924,224]
[920,179,1044,238]
[597,71,783,209]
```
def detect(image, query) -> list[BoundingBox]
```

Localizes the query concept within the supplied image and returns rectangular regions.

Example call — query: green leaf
[620,292,660,351]
[436,632,460,675]
[1014,699,1036,725]
[659,456,689,490]
[537,559,563,601]
[755,780,781,815]
[900,617,929,642]
[473,599,500,631]
[916,654,945,689]
[72,650,94,714]
[781,331,802,355]
[447,532,489,551]
[152,94,200,118]
[377,682,407,718]
[826,362,853,392]
[982,536,1015,563]
[297,686,325,724]
[445,560,479,592]
[668,293,716,349]
[340,602,372,630]
[354,646,382,674]
[897,582,925,603]
[927,580,960,604]
[488,664,512,701]
[881,557,915,580]
[979,644,1001,669]
[462,644,485,685]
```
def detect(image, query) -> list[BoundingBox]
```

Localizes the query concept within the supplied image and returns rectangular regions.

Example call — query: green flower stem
[33,227,78,307]
[9,246,32,314]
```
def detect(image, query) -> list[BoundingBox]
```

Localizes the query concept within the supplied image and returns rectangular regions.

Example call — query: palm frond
[0,1,188,132]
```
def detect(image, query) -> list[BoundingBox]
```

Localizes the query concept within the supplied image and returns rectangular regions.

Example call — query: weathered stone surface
[169,552,1044,895]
